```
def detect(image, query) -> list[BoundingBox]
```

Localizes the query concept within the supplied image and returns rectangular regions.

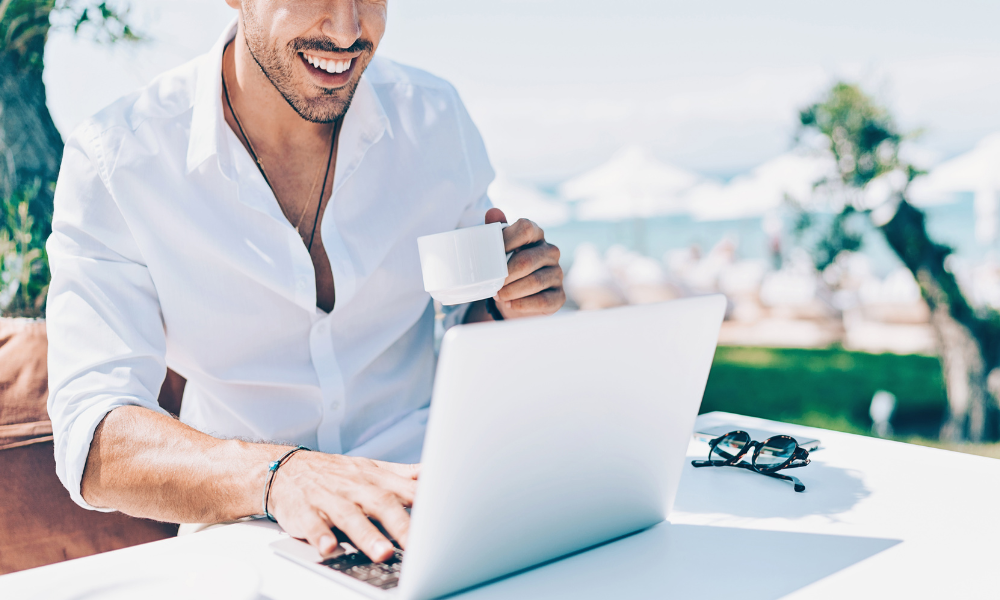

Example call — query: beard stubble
[240,7,372,124]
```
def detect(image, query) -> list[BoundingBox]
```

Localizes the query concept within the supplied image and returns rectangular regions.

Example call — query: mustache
[291,37,373,55]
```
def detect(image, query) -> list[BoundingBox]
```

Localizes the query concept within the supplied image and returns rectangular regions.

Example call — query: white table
[3,412,998,599]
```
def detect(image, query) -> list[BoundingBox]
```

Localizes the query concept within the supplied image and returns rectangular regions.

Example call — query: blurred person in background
[46,0,564,564]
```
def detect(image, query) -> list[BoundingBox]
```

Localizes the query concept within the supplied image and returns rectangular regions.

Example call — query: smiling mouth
[301,51,355,75]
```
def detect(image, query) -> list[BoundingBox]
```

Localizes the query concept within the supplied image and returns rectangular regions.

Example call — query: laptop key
[320,547,404,590]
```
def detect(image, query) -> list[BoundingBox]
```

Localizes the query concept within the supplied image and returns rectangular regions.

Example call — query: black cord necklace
[221,43,338,253]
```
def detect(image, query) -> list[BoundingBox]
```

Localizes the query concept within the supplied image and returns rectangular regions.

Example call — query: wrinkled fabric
[46,21,494,511]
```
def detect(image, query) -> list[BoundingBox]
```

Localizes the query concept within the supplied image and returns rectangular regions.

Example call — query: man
[46,0,564,564]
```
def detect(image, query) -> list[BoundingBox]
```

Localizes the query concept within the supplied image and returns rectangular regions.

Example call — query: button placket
[288,229,316,309]
[310,315,347,453]
[304,85,385,451]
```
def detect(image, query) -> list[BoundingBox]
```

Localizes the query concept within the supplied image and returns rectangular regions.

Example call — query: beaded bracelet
[262,445,310,522]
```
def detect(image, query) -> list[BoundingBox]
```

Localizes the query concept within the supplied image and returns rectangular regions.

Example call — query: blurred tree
[0,182,48,315]
[0,0,136,315]
[798,82,1000,443]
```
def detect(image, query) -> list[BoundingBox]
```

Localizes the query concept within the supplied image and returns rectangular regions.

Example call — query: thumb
[485,208,507,225]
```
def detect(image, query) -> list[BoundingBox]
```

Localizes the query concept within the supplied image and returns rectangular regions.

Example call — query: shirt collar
[186,20,394,175]
[186,19,236,174]
[332,72,393,198]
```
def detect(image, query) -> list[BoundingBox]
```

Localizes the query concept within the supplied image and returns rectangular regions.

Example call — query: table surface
[3,411,998,599]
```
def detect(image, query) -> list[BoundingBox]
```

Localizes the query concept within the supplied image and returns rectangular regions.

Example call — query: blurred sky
[44,0,1000,184]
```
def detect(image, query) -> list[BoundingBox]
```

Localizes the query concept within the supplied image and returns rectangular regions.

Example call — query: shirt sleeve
[452,84,495,229]
[46,123,172,512]
[440,85,496,329]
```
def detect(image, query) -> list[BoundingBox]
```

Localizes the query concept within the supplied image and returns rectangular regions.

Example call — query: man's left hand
[466,208,564,321]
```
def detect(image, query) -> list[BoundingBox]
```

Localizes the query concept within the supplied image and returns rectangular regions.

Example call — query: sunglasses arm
[774,447,810,471]
[781,458,811,469]
[761,470,806,492]
[692,460,807,492]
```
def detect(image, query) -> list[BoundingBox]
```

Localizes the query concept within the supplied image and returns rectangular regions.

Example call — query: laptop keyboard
[321,547,404,590]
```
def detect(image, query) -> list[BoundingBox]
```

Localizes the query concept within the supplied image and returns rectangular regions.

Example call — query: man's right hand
[267,451,420,562]
[80,408,418,564]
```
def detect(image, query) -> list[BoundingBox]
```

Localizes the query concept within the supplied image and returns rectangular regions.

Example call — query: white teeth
[303,53,352,74]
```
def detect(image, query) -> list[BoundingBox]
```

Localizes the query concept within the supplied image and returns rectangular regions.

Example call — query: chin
[289,58,369,122]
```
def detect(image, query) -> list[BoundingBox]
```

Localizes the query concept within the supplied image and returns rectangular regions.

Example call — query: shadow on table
[455,522,899,600]
[674,460,870,519]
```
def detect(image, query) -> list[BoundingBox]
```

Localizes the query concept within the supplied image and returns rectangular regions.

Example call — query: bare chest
[260,146,338,313]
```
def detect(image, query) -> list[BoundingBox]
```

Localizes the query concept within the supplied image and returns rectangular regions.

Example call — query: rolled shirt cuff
[57,397,172,512]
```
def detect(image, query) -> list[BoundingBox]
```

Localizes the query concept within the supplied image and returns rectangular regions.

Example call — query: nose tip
[320,6,362,50]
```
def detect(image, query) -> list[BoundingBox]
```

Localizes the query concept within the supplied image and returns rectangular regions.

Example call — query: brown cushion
[0,318,179,575]
[0,319,50,442]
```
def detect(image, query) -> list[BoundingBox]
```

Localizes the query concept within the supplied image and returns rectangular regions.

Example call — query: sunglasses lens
[756,437,796,470]
[712,431,750,462]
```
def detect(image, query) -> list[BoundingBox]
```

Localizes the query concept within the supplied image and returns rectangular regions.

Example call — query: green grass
[701,346,1000,459]
[701,346,948,438]
[897,438,1000,459]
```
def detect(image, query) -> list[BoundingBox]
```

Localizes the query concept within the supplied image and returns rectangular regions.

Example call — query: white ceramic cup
[417,222,511,305]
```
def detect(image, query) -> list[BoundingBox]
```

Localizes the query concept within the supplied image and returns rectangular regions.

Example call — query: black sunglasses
[692,430,811,492]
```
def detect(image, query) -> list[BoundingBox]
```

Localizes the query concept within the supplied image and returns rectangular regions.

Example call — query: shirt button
[331,400,340,410]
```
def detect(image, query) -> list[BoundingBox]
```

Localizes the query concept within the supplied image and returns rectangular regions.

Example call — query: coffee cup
[417,222,511,305]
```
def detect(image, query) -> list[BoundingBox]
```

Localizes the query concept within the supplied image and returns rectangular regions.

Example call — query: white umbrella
[559,146,702,221]
[909,132,1000,243]
[687,151,836,221]
[488,173,570,228]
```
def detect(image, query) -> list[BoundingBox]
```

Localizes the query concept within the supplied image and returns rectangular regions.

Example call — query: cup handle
[501,223,513,263]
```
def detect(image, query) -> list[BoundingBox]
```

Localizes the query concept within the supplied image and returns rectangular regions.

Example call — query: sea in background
[543,193,989,277]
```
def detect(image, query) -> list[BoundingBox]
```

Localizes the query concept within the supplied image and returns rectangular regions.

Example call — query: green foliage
[0,0,54,68]
[1,0,138,69]
[799,82,905,189]
[811,207,865,272]
[701,346,948,437]
[794,82,923,279]
[0,1,137,315]
[67,1,137,42]
[0,181,49,316]
[789,204,870,277]
[703,346,1000,456]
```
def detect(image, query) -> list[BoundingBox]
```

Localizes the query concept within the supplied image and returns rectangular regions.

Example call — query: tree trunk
[919,270,990,441]
[879,198,1000,442]
[0,54,64,233]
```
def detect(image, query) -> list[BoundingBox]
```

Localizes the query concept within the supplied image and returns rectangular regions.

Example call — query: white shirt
[46,22,494,511]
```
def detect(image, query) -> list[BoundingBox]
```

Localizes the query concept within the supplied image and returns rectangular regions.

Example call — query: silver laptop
[271,295,726,599]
